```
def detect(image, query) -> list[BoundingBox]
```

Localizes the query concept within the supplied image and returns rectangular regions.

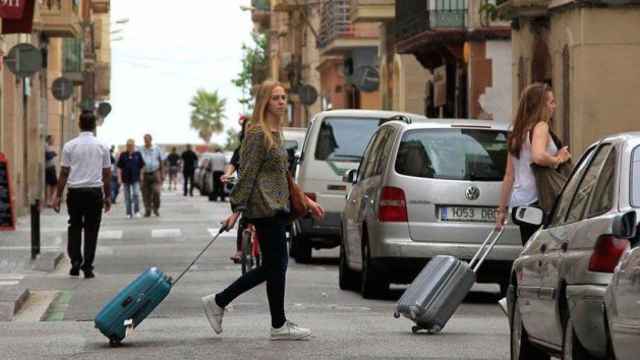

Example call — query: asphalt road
[0,187,511,360]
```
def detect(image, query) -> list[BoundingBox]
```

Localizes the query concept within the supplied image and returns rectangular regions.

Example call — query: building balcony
[394,0,468,43]
[350,0,394,23]
[33,0,82,38]
[95,62,111,99]
[498,0,552,17]
[91,0,110,14]
[62,37,83,84]
[318,0,379,54]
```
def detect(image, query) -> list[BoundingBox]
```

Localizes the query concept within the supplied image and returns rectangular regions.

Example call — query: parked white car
[509,132,640,360]
[291,109,427,263]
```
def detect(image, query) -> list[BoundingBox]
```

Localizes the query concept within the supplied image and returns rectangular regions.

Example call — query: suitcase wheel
[109,337,122,347]
[393,311,400,319]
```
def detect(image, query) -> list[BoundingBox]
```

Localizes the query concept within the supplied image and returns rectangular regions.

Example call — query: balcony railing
[395,0,468,42]
[318,0,354,48]
[33,0,82,38]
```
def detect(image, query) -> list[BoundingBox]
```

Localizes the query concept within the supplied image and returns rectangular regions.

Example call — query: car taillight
[588,235,630,273]
[304,192,317,202]
[378,187,408,222]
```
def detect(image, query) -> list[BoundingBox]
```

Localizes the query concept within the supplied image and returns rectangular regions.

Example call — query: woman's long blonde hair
[508,82,553,158]
[249,80,285,150]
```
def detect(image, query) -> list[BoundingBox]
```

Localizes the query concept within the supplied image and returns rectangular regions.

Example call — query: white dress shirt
[61,132,111,189]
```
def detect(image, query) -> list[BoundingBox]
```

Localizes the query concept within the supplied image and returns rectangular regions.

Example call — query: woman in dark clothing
[202,80,324,341]
[45,135,58,208]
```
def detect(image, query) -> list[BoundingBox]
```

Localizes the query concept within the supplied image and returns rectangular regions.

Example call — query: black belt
[68,187,102,193]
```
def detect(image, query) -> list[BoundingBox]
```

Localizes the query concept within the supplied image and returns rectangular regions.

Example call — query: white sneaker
[135,212,142,218]
[270,321,312,341]
[127,214,132,219]
[201,294,224,334]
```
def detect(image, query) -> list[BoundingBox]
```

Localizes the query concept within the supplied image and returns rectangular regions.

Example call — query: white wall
[479,40,513,123]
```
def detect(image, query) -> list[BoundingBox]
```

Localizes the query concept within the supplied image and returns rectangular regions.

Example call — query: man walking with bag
[181,144,198,197]
[140,134,163,217]
[53,111,111,279]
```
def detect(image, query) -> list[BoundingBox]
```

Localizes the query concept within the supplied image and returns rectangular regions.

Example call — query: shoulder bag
[530,130,573,214]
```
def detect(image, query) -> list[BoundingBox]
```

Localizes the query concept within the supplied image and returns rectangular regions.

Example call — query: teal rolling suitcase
[95,228,225,346]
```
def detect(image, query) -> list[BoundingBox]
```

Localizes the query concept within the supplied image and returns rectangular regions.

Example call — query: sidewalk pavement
[0,208,68,321]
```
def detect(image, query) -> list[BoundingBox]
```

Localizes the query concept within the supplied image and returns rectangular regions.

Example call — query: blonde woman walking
[202,81,325,340]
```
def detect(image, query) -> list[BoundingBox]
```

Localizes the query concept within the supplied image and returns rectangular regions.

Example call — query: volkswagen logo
[465,186,480,201]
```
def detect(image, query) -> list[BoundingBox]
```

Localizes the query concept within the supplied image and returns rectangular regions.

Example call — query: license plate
[440,206,497,222]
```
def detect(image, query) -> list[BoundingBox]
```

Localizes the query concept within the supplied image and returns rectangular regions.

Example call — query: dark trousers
[142,172,161,213]
[216,215,288,328]
[211,170,225,201]
[66,188,103,272]
[512,207,539,246]
[183,171,194,196]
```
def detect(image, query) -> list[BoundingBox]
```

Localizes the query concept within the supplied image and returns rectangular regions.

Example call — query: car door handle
[561,242,568,252]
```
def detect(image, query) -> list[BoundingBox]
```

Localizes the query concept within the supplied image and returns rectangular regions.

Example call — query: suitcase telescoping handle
[468,228,504,273]
[171,226,229,286]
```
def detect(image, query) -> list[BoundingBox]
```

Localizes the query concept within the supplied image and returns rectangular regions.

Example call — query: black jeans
[183,171,194,196]
[512,207,539,246]
[216,215,289,328]
[211,170,225,201]
[66,188,103,272]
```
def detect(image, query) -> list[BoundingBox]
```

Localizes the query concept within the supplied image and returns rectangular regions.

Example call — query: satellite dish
[4,43,42,78]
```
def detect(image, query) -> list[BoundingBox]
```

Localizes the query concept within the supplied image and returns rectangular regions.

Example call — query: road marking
[99,230,123,240]
[0,281,20,286]
[0,246,59,250]
[152,229,182,238]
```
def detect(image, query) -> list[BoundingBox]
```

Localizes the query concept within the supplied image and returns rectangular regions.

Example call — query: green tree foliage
[189,89,226,144]
[224,128,240,151]
[232,32,269,113]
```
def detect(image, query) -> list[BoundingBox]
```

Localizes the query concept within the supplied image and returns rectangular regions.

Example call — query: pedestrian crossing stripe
[151,229,182,238]
[98,230,123,240]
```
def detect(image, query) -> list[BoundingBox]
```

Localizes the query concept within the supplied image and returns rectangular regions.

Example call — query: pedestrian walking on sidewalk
[53,111,112,279]
[496,83,572,245]
[208,147,227,202]
[181,144,198,197]
[44,135,58,208]
[167,147,180,191]
[202,80,325,340]
[110,146,120,204]
[140,134,163,217]
[117,139,145,219]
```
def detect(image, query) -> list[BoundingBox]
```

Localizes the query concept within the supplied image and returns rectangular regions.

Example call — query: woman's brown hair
[508,82,553,158]
[249,80,285,150]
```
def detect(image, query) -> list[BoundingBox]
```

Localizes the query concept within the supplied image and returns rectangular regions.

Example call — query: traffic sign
[3,43,42,78]
[298,84,318,106]
[51,77,73,101]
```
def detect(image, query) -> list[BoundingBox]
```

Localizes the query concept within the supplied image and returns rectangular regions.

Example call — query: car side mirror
[612,211,637,239]
[514,207,544,226]
[342,169,357,184]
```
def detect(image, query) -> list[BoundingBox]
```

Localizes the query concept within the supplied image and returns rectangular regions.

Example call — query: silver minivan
[340,118,522,298]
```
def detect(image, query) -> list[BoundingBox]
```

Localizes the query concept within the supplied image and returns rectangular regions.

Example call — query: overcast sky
[97,0,254,148]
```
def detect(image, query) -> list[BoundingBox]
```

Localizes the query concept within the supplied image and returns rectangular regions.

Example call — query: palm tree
[189,89,226,144]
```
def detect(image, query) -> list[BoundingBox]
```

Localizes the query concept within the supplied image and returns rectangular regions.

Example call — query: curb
[32,251,64,272]
[0,286,30,321]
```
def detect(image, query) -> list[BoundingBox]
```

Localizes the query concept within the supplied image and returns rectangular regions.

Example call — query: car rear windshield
[314,117,382,162]
[632,145,640,207]
[395,128,508,181]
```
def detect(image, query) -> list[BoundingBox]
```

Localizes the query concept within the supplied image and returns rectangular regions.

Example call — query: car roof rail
[382,114,412,125]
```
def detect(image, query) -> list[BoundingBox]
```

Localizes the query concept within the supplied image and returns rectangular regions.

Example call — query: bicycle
[240,224,261,275]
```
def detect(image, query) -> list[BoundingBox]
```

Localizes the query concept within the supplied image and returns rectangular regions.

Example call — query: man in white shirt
[140,134,164,217]
[53,111,111,279]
